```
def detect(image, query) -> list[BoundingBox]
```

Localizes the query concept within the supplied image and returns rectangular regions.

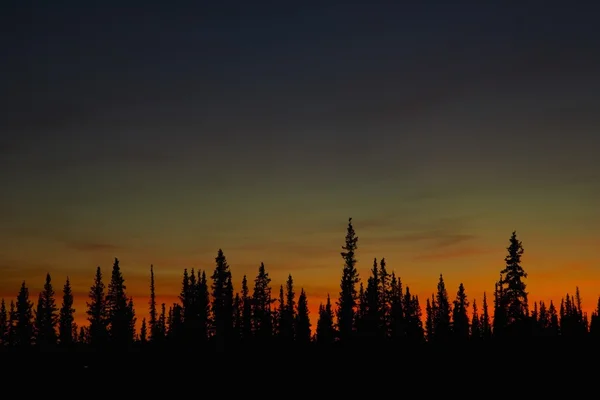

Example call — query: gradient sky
[1,1,599,328]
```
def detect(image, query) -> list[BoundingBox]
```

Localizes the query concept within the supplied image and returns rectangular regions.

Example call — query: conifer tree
[316,294,335,345]
[404,288,423,342]
[295,288,311,345]
[252,262,274,342]
[106,258,133,347]
[590,296,600,337]
[364,258,381,339]
[197,270,210,342]
[337,217,359,343]
[87,266,108,347]
[7,301,16,346]
[282,274,296,342]
[14,281,34,348]
[547,300,559,336]
[499,231,528,334]
[148,265,158,342]
[470,298,481,340]
[240,275,252,342]
[389,273,405,342]
[433,274,451,342]
[59,277,76,347]
[140,318,147,344]
[211,249,234,346]
[34,273,58,348]
[452,283,469,341]
[425,297,434,341]
[0,299,6,346]
[480,292,491,339]
[379,258,390,335]
[233,293,242,341]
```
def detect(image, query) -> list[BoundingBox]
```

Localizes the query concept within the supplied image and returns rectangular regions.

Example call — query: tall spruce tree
[317,294,335,345]
[452,283,469,341]
[148,265,158,342]
[0,299,7,346]
[87,266,108,347]
[34,273,58,347]
[59,277,76,347]
[480,292,491,339]
[106,258,133,347]
[470,298,481,340]
[433,274,451,342]
[14,282,34,348]
[337,217,359,343]
[241,275,252,342]
[295,288,311,345]
[499,231,528,334]
[252,262,274,342]
[211,249,234,346]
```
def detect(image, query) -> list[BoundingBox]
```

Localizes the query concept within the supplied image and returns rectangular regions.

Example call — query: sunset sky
[1,1,599,328]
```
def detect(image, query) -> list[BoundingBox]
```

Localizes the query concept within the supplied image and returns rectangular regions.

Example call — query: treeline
[1,218,600,352]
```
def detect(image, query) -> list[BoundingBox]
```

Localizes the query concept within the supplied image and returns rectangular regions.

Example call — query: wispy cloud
[66,240,123,253]
[413,247,495,262]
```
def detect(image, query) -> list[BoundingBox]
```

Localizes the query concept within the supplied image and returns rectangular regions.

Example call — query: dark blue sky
[1,1,599,305]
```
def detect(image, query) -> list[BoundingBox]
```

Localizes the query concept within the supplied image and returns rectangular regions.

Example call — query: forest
[1,218,599,354]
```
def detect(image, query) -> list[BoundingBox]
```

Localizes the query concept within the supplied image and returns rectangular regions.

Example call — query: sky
[1,1,599,328]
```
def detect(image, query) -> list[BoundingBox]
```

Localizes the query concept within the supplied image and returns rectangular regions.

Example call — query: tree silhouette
[34,273,58,348]
[86,266,108,348]
[317,294,335,345]
[499,231,528,336]
[14,282,34,348]
[240,275,252,343]
[480,292,491,340]
[106,258,134,347]
[140,318,147,344]
[211,249,234,348]
[58,277,76,347]
[295,288,311,345]
[452,283,469,341]
[433,274,451,342]
[470,298,480,340]
[337,217,359,343]
[0,299,7,346]
[148,265,158,342]
[252,262,274,343]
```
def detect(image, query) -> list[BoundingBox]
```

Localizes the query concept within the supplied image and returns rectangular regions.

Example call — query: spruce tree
[197,270,210,342]
[499,231,528,334]
[86,266,108,348]
[106,258,132,347]
[59,277,76,347]
[148,265,158,342]
[590,296,600,337]
[252,262,274,342]
[0,299,7,346]
[283,274,296,342]
[433,274,451,342]
[452,283,469,341]
[336,217,359,343]
[241,275,252,342]
[480,292,491,339]
[140,318,147,344]
[211,249,234,346]
[389,273,405,342]
[316,294,335,345]
[295,288,311,345]
[364,258,380,339]
[34,273,59,348]
[470,298,481,340]
[14,281,34,348]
